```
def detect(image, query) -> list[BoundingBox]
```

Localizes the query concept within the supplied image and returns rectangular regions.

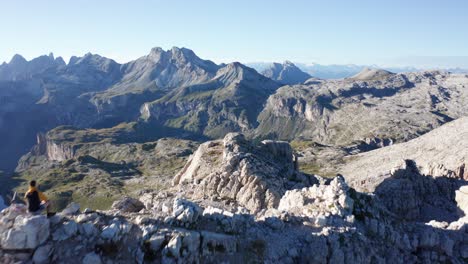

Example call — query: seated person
[24,180,52,215]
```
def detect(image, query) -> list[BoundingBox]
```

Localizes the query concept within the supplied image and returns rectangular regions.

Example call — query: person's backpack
[26,191,41,212]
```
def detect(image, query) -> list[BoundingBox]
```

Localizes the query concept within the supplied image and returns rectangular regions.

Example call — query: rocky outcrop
[2,136,468,263]
[455,186,468,216]
[341,117,468,188]
[28,131,77,162]
[1,169,467,263]
[276,176,354,225]
[173,133,313,213]
[0,205,49,250]
[371,160,465,222]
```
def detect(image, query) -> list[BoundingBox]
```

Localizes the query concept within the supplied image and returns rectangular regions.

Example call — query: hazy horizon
[2,0,468,68]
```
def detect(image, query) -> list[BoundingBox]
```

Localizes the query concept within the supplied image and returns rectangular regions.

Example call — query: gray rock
[81,222,98,237]
[53,220,78,241]
[149,234,166,252]
[112,197,145,213]
[166,234,182,258]
[172,198,202,224]
[455,185,468,216]
[82,252,102,264]
[62,202,80,215]
[174,133,309,213]
[1,214,49,249]
[101,223,120,240]
[33,244,53,264]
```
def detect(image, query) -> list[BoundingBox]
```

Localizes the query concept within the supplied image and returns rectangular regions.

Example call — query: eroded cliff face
[32,133,76,162]
[256,71,468,145]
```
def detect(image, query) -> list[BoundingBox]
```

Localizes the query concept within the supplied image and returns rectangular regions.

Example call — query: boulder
[81,222,98,237]
[62,202,80,215]
[1,214,49,249]
[149,234,166,252]
[278,176,353,221]
[166,234,182,258]
[172,198,203,225]
[112,197,145,213]
[101,223,120,240]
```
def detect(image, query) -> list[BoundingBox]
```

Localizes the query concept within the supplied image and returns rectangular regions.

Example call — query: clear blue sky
[1,0,468,67]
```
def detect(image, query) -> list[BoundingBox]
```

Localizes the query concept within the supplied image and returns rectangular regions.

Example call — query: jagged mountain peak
[214,62,265,84]
[70,53,119,68]
[146,46,213,67]
[54,56,66,66]
[9,54,27,65]
[0,53,66,81]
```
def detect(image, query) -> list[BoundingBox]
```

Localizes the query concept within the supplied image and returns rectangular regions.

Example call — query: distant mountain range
[247,62,468,79]
[1,47,468,175]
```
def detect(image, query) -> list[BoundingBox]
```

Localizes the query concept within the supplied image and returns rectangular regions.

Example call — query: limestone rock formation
[256,71,468,145]
[173,133,312,213]
[455,186,468,216]
[1,136,468,263]
[340,117,468,191]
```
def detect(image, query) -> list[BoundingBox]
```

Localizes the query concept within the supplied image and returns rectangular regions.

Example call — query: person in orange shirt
[24,180,51,215]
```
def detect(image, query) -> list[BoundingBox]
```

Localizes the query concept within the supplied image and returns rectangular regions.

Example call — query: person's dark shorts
[31,201,49,215]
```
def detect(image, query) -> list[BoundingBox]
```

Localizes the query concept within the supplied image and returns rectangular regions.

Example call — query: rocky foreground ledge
[1,133,467,263]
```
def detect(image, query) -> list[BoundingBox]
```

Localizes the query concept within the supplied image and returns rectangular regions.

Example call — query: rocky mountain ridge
[2,47,468,174]
[1,134,467,263]
[256,70,468,145]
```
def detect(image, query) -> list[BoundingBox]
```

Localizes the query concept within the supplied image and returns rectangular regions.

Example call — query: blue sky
[1,0,468,68]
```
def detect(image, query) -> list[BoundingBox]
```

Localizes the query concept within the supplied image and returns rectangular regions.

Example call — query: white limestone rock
[455,185,468,216]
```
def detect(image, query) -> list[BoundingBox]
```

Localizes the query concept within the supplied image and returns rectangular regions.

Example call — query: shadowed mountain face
[261,61,311,85]
[0,47,220,172]
[141,62,281,138]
